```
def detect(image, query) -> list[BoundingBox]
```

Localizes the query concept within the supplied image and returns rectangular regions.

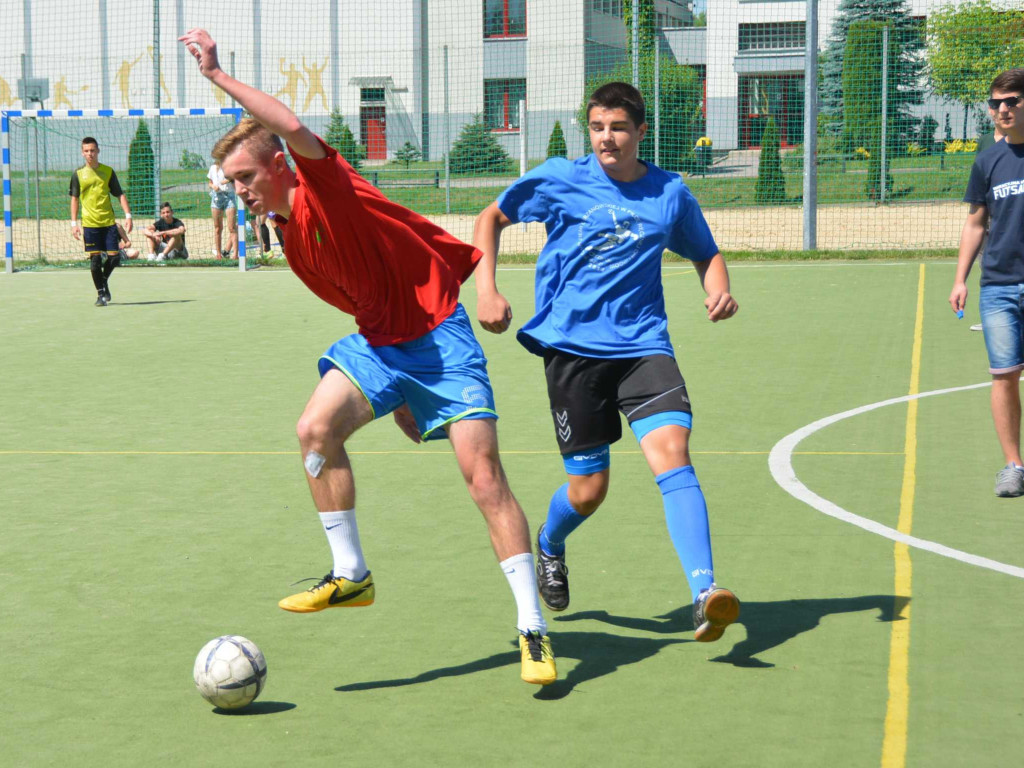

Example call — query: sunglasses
[988,96,1023,110]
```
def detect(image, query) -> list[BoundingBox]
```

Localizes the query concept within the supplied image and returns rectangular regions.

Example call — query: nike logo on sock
[325,523,344,530]
[328,583,372,605]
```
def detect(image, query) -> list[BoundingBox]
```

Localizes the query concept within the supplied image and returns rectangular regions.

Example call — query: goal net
[2,108,249,272]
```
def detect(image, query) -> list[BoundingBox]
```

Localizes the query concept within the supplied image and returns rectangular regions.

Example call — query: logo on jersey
[993,180,1024,200]
[578,204,644,271]
[555,410,572,442]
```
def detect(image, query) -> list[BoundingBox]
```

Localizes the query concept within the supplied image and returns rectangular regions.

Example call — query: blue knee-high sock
[656,466,714,601]
[539,483,588,556]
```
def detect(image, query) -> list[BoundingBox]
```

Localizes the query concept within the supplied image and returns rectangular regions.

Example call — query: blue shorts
[979,284,1024,374]
[83,225,119,253]
[318,304,497,441]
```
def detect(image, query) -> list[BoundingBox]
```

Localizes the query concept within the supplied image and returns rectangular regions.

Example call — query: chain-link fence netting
[3,0,1022,266]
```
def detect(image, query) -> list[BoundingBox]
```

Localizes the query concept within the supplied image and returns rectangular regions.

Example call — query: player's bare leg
[279,368,376,613]
[447,418,556,684]
[991,371,1024,496]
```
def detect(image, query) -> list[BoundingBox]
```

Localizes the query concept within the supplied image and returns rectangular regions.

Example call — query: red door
[361,106,387,160]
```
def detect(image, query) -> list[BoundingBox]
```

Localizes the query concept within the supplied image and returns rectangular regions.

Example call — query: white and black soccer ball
[193,635,267,710]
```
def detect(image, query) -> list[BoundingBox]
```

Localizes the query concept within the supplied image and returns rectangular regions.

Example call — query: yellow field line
[0,449,904,457]
[881,263,924,768]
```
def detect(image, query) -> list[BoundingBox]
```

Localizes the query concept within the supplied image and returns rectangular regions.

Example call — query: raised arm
[180,29,324,160]
[693,252,738,322]
[472,201,515,334]
[949,203,988,314]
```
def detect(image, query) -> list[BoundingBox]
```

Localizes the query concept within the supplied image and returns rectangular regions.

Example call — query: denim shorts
[210,190,236,210]
[979,283,1024,374]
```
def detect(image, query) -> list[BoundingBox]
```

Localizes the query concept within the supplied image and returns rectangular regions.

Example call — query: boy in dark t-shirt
[949,68,1024,496]
[143,203,189,260]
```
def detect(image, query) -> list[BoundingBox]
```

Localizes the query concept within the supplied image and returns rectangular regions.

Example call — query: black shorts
[542,350,690,455]
[83,225,120,253]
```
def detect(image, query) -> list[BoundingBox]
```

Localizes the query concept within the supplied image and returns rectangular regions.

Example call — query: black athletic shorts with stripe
[542,350,691,455]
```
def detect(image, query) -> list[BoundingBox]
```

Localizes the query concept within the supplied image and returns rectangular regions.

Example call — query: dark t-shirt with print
[964,140,1024,286]
[154,217,187,248]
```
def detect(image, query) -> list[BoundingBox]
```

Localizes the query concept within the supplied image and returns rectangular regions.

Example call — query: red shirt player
[181,28,556,686]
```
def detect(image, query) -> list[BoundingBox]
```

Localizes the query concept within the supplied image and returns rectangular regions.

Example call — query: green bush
[546,120,567,158]
[755,117,786,204]
[324,109,365,170]
[179,149,205,170]
[449,115,512,176]
[127,119,155,217]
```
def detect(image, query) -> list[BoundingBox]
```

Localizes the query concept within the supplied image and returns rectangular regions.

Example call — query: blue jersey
[498,154,717,358]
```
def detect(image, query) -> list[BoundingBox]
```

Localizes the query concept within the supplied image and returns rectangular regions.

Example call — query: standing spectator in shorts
[69,136,133,306]
[208,161,238,259]
[143,202,189,260]
[949,69,1024,496]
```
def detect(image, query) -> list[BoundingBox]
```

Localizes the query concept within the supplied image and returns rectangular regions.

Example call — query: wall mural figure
[302,57,329,113]
[53,76,90,109]
[273,59,305,111]
[115,52,145,108]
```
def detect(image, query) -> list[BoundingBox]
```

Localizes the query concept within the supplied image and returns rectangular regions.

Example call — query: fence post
[802,0,818,250]
[880,24,889,204]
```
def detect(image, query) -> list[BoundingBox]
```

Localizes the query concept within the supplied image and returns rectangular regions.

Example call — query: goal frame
[2,107,246,274]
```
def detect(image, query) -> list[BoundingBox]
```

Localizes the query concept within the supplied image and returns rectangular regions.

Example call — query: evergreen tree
[546,120,567,158]
[394,141,421,168]
[127,119,155,217]
[755,117,786,204]
[821,0,925,150]
[324,108,364,170]
[449,115,512,176]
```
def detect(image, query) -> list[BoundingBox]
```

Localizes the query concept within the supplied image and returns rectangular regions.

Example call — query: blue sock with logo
[539,483,587,557]
[656,466,714,601]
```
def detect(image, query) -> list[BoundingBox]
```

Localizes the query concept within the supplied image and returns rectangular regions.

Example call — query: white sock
[319,510,369,581]
[500,553,547,635]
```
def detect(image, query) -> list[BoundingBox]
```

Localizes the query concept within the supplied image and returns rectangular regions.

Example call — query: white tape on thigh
[304,450,326,478]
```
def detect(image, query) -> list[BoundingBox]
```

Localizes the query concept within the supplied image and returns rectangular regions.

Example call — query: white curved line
[768,381,1024,579]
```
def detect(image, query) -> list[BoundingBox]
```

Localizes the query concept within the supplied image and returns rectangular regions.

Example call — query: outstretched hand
[179,29,221,80]
[392,404,422,444]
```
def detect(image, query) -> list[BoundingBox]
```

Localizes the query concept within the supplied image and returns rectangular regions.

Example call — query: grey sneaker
[994,464,1024,497]
[693,584,740,643]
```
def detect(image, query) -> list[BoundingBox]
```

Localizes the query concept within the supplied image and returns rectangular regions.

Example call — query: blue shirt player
[473,82,740,643]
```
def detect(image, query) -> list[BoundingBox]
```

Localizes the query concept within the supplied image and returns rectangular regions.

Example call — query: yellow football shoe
[278,571,375,613]
[519,631,557,685]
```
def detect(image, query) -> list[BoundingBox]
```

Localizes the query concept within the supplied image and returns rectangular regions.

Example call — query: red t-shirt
[278,137,481,346]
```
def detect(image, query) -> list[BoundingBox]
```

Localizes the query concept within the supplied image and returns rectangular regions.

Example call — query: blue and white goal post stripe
[2,107,245,274]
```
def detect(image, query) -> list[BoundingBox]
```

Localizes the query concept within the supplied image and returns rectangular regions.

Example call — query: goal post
[2,107,247,274]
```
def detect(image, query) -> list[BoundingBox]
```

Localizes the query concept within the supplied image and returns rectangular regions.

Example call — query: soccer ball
[193,635,267,710]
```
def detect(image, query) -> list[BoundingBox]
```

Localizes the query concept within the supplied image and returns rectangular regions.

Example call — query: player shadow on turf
[108,299,197,306]
[333,632,691,700]
[212,700,297,715]
[554,594,910,669]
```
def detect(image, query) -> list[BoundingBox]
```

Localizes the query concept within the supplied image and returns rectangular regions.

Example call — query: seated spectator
[142,202,189,260]
[116,222,140,260]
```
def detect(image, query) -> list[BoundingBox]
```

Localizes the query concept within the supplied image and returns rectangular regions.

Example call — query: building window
[738,22,806,52]
[360,88,385,103]
[484,79,526,131]
[591,0,624,18]
[484,0,526,38]
[738,74,804,148]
